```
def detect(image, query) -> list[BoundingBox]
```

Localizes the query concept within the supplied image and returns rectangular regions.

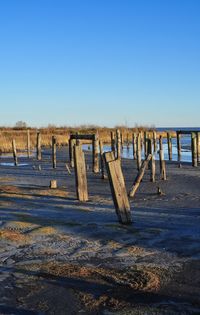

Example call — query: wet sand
[0,147,200,314]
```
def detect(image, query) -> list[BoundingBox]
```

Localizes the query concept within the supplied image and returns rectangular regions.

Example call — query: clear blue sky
[0,0,200,127]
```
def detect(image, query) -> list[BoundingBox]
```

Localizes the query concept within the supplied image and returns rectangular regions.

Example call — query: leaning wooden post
[129,154,152,198]
[93,133,99,173]
[191,132,198,167]
[197,132,200,164]
[12,139,18,166]
[74,145,88,201]
[167,132,172,161]
[52,136,56,169]
[176,131,181,163]
[99,140,106,179]
[132,133,137,160]
[147,139,155,182]
[36,131,42,160]
[104,151,132,224]
[116,129,121,160]
[159,136,167,180]
[136,133,142,170]
[27,129,31,158]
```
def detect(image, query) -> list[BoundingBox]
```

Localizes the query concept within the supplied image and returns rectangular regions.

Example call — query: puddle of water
[0,163,29,167]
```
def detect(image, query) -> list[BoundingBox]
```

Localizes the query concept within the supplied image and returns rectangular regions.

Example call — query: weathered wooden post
[144,131,148,158]
[93,133,99,173]
[111,131,116,153]
[159,136,167,180]
[191,132,198,167]
[126,133,130,150]
[36,131,42,160]
[27,129,31,158]
[104,151,132,224]
[147,139,155,182]
[132,133,137,160]
[12,139,18,166]
[69,138,75,168]
[153,131,157,152]
[176,131,181,163]
[136,133,142,170]
[52,136,56,169]
[74,145,88,201]
[167,132,172,161]
[129,154,152,198]
[121,132,124,151]
[99,140,106,179]
[197,132,200,164]
[116,129,121,160]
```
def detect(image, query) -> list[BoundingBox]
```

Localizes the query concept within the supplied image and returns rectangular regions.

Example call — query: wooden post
[176,131,181,163]
[50,180,57,189]
[132,133,137,160]
[121,132,124,151]
[159,136,167,180]
[191,132,198,167]
[93,133,99,173]
[99,140,106,179]
[147,139,155,182]
[126,133,130,150]
[52,136,56,169]
[74,145,88,201]
[12,139,18,166]
[36,131,42,160]
[153,131,157,152]
[144,131,148,158]
[104,152,132,224]
[197,132,200,164]
[129,154,152,198]
[69,138,75,168]
[116,129,121,160]
[27,129,31,158]
[111,131,115,153]
[167,132,172,161]
[136,133,142,170]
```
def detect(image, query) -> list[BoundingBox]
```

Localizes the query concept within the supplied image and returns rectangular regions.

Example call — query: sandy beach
[0,147,200,314]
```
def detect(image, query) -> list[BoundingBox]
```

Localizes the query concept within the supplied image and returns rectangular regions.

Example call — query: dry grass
[0,126,174,153]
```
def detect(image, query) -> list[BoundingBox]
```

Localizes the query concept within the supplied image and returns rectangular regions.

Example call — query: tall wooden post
[137,133,142,170]
[153,131,157,152]
[159,136,166,180]
[116,129,121,160]
[12,139,18,166]
[99,140,105,179]
[74,145,88,201]
[93,133,99,173]
[27,129,31,158]
[36,131,42,161]
[197,132,200,164]
[144,131,148,158]
[69,138,75,168]
[132,133,137,160]
[52,136,56,169]
[167,132,172,161]
[126,133,130,150]
[147,139,155,182]
[191,132,198,167]
[111,131,115,153]
[121,132,124,151]
[104,152,131,225]
[176,131,181,163]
